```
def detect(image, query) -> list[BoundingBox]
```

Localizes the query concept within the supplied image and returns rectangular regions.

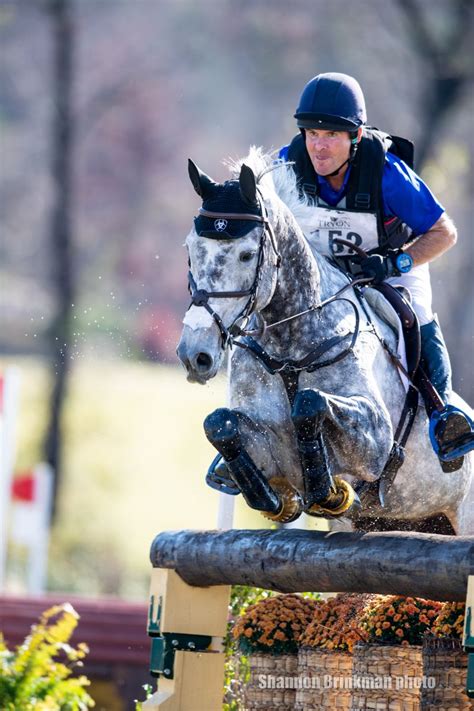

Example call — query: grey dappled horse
[177,148,473,534]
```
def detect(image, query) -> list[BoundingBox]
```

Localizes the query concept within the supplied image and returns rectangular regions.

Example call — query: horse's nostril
[196,352,213,370]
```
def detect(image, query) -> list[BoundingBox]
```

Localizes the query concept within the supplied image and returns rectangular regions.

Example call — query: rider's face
[305,129,352,177]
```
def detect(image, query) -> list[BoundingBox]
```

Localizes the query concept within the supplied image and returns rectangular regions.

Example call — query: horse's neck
[315,250,352,300]
[262,216,349,320]
[262,219,320,324]
[259,212,352,356]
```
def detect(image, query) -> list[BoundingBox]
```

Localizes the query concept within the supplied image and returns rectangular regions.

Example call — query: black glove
[359,251,399,284]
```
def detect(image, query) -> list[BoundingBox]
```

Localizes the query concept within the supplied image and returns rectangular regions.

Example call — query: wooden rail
[150,528,474,601]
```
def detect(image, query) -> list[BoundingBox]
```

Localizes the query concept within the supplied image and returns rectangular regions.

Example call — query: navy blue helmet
[294,72,367,131]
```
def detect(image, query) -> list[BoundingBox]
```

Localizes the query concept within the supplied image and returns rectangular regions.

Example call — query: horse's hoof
[306,477,359,518]
[261,477,303,524]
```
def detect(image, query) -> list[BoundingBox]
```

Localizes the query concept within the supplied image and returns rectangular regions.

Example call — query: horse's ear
[188,159,217,199]
[239,164,258,206]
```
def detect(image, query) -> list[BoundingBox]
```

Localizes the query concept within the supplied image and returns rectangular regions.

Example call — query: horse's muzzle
[176,336,220,384]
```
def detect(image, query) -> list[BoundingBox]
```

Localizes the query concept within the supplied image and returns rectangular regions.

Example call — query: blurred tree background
[1,0,473,596]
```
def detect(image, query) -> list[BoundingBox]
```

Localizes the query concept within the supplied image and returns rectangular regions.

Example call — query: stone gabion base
[421,636,470,710]
[242,653,298,710]
[350,643,423,711]
[295,647,353,710]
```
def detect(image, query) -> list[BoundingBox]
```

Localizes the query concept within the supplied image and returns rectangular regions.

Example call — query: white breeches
[387,263,433,326]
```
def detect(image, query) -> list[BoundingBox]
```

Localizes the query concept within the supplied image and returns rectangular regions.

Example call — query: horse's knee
[204,408,283,515]
[292,389,327,440]
[203,408,241,460]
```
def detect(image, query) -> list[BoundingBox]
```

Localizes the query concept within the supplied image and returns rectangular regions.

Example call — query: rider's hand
[359,252,398,284]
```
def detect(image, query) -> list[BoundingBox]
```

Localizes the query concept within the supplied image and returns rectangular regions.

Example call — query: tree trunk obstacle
[150,528,474,601]
[144,530,474,710]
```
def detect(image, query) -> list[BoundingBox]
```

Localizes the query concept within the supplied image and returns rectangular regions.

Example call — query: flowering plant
[232,593,318,655]
[360,595,442,646]
[0,603,93,710]
[300,593,371,653]
[432,601,465,639]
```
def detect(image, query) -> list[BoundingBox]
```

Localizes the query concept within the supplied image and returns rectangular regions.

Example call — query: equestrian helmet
[294,72,367,131]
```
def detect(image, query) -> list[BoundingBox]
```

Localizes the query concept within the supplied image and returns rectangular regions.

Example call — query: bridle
[187,190,281,349]
[187,190,369,373]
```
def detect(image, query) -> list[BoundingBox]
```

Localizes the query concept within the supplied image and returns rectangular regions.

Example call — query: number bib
[303,205,379,257]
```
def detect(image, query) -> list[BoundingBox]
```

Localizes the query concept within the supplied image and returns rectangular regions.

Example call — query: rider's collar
[316,165,352,206]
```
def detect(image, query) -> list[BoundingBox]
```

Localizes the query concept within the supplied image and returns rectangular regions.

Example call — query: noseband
[187,191,281,348]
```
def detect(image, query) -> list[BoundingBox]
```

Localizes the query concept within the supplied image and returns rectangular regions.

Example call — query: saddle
[366,283,445,415]
[370,282,421,380]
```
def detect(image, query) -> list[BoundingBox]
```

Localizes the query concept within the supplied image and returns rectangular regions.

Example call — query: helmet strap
[325,157,350,178]
[324,133,359,177]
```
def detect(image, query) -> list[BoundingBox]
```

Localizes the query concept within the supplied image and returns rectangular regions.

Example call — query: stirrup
[429,405,474,463]
[205,454,240,495]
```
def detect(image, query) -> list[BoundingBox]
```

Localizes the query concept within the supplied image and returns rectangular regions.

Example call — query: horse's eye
[239,251,255,263]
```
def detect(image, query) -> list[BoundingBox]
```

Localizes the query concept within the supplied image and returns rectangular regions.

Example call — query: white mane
[227,146,318,234]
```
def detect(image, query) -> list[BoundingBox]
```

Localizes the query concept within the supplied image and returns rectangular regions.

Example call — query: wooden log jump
[150,528,474,602]
[144,529,474,709]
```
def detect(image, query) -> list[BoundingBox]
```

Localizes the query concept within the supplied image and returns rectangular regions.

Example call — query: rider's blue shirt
[278,146,444,236]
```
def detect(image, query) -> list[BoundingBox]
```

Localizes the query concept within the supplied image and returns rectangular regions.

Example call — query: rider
[279,71,474,469]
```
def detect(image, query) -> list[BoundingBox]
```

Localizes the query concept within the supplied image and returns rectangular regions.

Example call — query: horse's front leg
[292,388,392,515]
[291,389,360,516]
[204,407,302,523]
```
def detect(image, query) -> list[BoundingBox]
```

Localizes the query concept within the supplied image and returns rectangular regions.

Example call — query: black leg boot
[420,317,474,471]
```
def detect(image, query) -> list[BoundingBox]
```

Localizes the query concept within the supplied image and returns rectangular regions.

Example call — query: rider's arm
[381,153,459,269]
[403,212,457,268]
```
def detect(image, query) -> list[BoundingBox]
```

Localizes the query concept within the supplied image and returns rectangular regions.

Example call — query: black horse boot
[420,317,474,471]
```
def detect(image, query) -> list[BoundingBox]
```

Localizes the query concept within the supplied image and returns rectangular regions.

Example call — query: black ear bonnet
[193,180,262,239]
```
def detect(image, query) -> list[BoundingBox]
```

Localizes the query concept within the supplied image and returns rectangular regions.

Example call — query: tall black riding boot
[420,317,474,470]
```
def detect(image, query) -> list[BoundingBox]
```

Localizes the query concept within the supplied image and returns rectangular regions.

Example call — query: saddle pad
[363,287,410,392]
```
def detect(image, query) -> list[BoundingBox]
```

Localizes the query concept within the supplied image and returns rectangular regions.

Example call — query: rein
[250,274,371,335]
[234,297,361,375]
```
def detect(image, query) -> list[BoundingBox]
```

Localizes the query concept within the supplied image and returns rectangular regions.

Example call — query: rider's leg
[419,315,452,403]
[420,316,474,462]
[388,266,474,463]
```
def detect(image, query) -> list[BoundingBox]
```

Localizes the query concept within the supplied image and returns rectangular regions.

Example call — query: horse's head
[177,160,280,383]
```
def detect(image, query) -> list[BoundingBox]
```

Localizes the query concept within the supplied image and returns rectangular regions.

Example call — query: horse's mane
[227,146,317,235]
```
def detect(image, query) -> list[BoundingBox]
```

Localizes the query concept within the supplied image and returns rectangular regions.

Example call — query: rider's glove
[359,250,412,284]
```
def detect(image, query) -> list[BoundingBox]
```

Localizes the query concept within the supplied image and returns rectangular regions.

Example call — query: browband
[198,208,266,222]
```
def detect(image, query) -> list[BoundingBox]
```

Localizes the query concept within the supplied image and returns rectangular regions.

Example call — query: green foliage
[134,683,153,710]
[0,604,94,710]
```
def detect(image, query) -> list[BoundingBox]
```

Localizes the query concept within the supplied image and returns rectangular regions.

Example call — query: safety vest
[286,128,414,267]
